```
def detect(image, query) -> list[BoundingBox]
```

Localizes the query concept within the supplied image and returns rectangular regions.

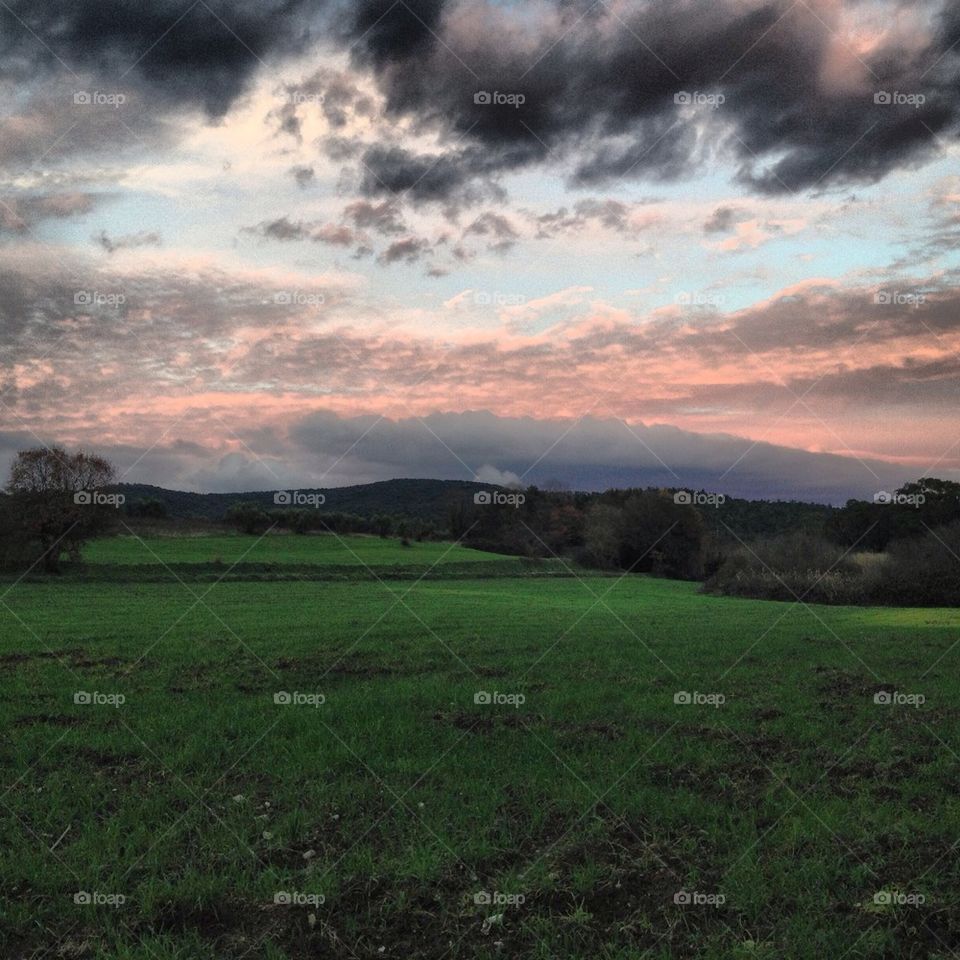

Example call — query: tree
[583,503,621,569]
[127,497,168,519]
[6,446,117,572]
[225,501,270,535]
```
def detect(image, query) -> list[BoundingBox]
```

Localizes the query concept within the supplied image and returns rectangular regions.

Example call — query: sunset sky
[2,0,959,501]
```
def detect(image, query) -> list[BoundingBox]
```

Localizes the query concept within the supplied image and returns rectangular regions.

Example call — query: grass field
[82,533,510,567]
[2,537,959,958]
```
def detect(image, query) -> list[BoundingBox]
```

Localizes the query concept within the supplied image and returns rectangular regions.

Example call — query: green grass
[2,553,959,958]
[82,533,510,567]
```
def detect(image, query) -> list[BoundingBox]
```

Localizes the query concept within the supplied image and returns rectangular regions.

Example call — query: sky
[1,0,959,503]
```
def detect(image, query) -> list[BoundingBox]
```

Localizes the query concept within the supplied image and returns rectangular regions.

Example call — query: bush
[704,531,865,603]
[875,522,960,606]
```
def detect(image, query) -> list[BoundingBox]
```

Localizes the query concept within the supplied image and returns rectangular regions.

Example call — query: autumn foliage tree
[4,447,117,572]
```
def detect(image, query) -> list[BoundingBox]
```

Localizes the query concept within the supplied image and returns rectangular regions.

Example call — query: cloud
[287,409,913,503]
[94,230,161,253]
[703,206,738,234]
[377,236,432,264]
[0,0,327,119]
[0,192,97,232]
[1,243,958,493]
[333,0,960,198]
[532,198,661,238]
[474,463,524,489]
[243,217,313,242]
[462,211,518,252]
[343,199,406,235]
[290,165,316,188]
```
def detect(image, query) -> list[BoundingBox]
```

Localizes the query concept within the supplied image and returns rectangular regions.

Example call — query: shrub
[704,530,864,603]
[875,522,960,606]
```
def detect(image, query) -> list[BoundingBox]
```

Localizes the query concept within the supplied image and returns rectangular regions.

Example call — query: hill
[118,478,496,525]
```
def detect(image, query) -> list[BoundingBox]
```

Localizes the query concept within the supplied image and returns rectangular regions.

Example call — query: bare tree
[6,447,117,572]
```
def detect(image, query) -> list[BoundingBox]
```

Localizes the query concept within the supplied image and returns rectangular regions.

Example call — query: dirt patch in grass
[0,648,85,667]
[13,713,83,728]
[432,711,624,740]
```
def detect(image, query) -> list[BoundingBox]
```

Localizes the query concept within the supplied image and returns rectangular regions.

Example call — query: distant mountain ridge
[118,478,496,524]
[118,478,835,541]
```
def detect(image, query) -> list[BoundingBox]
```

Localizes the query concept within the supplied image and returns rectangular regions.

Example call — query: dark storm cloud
[336,0,960,197]
[289,408,910,503]
[4,2,958,195]
[0,0,324,118]
[357,144,511,206]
